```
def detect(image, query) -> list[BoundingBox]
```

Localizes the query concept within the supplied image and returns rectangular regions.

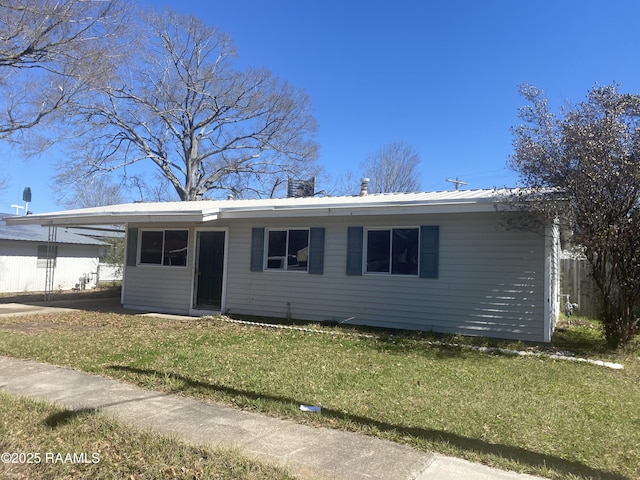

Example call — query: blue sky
[4,0,640,213]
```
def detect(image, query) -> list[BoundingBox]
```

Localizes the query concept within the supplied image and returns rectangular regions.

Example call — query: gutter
[219,203,502,219]
[218,197,508,219]
[3,210,220,227]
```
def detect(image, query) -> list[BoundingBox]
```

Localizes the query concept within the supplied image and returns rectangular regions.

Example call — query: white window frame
[264,228,310,272]
[364,226,420,276]
[138,229,189,267]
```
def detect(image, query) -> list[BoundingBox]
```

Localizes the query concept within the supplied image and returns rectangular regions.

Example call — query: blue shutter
[126,227,138,267]
[346,227,363,276]
[308,227,325,274]
[250,228,265,272]
[420,226,439,279]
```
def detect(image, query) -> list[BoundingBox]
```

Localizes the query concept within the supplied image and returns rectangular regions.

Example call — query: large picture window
[139,230,188,266]
[266,229,309,271]
[366,228,419,275]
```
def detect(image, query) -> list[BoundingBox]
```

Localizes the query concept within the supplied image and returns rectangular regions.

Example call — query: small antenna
[445,177,468,190]
[10,204,24,215]
[11,187,32,215]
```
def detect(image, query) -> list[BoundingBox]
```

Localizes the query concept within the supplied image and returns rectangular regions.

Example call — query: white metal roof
[2,188,529,226]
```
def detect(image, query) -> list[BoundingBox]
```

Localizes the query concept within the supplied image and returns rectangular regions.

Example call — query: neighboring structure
[5,189,561,342]
[63,225,125,285]
[0,216,107,293]
[560,250,598,319]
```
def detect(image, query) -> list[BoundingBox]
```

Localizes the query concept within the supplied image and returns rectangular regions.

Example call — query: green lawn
[0,311,638,480]
[0,392,296,480]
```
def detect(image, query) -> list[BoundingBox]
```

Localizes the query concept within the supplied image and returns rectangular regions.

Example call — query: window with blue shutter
[251,227,324,274]
[366,228,419,275]
[347,225,439,278]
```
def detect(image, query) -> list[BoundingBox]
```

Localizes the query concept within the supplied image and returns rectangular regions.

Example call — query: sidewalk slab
[417,455,546,480]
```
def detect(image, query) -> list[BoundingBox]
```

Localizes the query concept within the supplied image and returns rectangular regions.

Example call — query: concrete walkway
[0,355,547,480]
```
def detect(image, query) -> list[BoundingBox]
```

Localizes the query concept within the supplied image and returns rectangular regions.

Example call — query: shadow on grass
[107,365,629,480]
[44,407,97,428]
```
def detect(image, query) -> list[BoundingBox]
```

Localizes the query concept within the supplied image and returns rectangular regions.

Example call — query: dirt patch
[0,310,121,333]
[0,320,61,333]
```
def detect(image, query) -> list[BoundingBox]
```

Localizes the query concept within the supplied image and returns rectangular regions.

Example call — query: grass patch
[0,391,295,479]
[1,311,639,480]
[552,315,629,356]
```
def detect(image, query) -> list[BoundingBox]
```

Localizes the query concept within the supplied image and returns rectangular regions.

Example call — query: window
[366,228,419,275]
[37,245,57,268]
[251,227,324,274]
[347,226,438,278]
[266,229,309,271]
[139,230,188,266]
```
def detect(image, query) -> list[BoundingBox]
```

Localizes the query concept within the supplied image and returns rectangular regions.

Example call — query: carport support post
[44,225,57,302]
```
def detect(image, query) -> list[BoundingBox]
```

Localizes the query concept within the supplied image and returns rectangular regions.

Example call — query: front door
[195,231,225,309]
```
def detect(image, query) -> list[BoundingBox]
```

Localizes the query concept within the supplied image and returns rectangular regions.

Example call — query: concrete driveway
[0,296,128,317]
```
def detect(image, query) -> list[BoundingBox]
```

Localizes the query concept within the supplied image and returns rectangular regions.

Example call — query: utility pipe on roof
[359,178,370,196]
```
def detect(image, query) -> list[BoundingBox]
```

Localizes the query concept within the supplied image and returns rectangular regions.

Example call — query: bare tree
[53,175,124,209]
[0,174,7,201]
[0,0,129,142]
[56,9,318,201]
[510,83,640,347]
[329,169,358,196]
[361,141,422,193]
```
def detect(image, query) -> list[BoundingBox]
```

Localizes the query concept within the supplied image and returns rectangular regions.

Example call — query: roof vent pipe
[359,178,370,197]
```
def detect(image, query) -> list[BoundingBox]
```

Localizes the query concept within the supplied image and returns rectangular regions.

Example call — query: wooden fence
[560,257,599,318]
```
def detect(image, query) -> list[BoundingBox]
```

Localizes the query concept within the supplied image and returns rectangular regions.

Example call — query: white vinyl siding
[123,265,193,313]
[119,210,553,342]
[0,241,100,293]
[122,224,194,313]
[224,211,549,342]
[544,221,561,341]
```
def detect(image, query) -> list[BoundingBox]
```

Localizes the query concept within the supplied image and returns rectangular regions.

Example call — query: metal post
[44,225,57,301]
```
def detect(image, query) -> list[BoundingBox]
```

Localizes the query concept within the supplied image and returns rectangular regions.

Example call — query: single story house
[5,189,561,342]
[0,216,107,293]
